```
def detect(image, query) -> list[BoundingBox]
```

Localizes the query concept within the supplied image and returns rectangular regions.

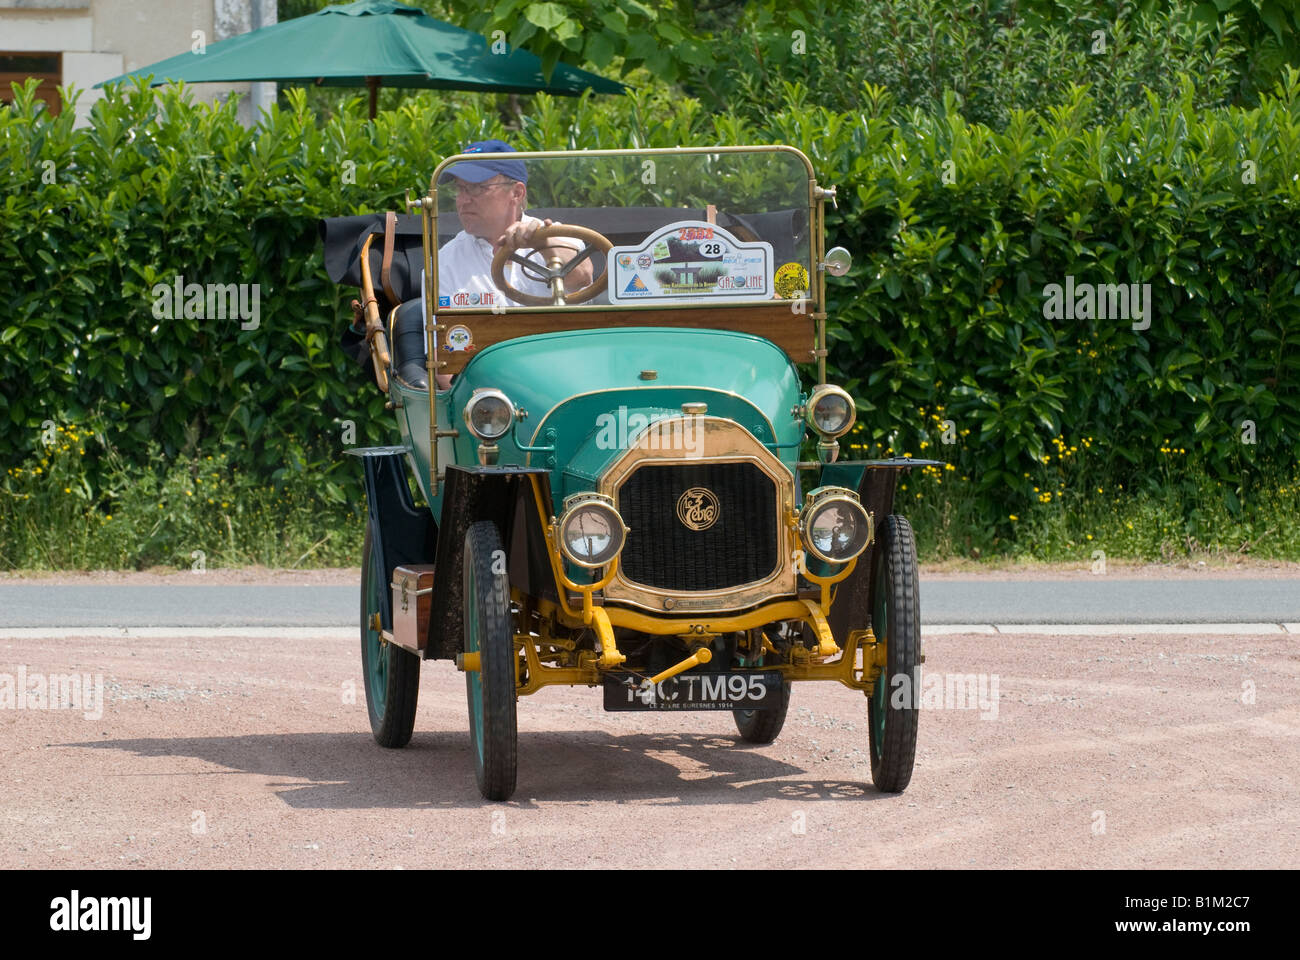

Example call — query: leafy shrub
[0,429,360,570]
[807,72,1300,529]
[693,0,1252,128]
[2,65,1298,564]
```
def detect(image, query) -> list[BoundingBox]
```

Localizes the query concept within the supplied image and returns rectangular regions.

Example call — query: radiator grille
[618,462,778,592]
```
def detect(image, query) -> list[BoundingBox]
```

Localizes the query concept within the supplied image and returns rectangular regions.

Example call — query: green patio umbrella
[96,0,625,118]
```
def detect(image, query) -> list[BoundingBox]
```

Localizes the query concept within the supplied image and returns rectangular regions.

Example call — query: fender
[819,458,943,647]
[347,446,437,632]
[425,464,556,661]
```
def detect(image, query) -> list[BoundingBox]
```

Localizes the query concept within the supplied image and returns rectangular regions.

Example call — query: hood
[448,327,805,497]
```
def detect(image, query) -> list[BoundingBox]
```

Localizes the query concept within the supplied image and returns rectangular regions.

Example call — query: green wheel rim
[466,558,485,767]
[364,541,387,718]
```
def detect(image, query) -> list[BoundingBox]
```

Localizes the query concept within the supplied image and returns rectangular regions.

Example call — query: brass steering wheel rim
[490,223,612,307]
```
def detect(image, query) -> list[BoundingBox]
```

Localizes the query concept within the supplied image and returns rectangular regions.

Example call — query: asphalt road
[1,578,1298,626]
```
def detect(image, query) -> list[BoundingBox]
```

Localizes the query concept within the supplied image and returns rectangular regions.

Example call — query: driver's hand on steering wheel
[495,218,564,251]
[495,218,593,292]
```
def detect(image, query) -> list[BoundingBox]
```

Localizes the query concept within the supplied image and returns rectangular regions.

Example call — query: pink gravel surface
[1,626,1296,869]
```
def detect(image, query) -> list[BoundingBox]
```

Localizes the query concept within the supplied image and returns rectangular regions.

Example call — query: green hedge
[809,75,1300,522]
[2,73,1298,531]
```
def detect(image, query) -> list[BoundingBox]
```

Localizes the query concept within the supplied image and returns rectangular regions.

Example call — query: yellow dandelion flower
[1009,514,1018,521]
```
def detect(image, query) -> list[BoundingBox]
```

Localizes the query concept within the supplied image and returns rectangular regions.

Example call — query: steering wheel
[490,223,612,307]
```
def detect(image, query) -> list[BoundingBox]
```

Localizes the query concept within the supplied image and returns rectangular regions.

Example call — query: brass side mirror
[822,247,853,277]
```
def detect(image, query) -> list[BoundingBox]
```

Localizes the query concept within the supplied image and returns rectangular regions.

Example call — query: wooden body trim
[433,302,814,374]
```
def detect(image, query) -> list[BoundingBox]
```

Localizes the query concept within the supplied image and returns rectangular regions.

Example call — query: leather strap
[380,211,397,305]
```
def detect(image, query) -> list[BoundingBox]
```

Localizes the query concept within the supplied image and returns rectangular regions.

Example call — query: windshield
[431,147,814,311]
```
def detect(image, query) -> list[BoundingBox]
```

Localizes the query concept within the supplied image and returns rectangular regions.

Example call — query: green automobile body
[393,326,805,515]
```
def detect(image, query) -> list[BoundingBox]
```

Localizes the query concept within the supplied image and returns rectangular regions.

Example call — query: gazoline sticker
[608,220,774,304]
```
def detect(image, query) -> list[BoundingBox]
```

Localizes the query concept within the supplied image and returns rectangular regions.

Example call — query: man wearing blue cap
[437,139,593,308]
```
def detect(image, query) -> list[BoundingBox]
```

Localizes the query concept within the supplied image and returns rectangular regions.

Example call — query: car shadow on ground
[59,730,890,808]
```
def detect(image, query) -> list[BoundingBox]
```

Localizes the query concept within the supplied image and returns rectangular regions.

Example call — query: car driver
[437,139,593,308]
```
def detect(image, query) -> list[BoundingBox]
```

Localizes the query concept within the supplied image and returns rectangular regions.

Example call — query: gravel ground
[2,624,1296,869]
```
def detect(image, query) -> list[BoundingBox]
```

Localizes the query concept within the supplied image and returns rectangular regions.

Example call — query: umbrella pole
[367,76,379,119]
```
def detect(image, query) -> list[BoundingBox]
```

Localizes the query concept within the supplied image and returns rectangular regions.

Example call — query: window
[0,52,63,116]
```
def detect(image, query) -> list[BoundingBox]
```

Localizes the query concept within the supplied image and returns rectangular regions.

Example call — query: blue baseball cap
[438,139,528,185]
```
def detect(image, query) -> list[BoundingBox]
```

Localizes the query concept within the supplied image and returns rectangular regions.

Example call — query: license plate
[603,672,783,712]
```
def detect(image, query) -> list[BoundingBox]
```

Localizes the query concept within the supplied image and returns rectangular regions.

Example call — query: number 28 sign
[608,220,774,304]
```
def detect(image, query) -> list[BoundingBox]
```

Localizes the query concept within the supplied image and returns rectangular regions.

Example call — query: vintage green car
[321,145,940,801]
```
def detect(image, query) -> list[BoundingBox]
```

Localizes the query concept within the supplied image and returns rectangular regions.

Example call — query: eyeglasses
[447,178,513,199]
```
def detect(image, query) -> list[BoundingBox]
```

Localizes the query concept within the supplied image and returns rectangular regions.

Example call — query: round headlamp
[805,384,856,438]
[799,486,872,564]
[463,389,514,441]
[557,494,628,569]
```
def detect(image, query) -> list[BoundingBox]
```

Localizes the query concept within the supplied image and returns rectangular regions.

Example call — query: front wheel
[463,521,518,801]
[867,515,920,792]
[733,636,791,744]
[360,522,420,747]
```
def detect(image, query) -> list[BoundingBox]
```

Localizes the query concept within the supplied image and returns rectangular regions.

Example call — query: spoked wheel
[463,521,518,801]
[867,515,920,792]
[733,631,791,744]
[360,521,420,747]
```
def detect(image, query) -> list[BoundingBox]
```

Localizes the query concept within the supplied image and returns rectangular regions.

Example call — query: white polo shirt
[437,214,581,308]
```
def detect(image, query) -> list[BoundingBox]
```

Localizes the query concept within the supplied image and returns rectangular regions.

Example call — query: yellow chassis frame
[457,475,885,700]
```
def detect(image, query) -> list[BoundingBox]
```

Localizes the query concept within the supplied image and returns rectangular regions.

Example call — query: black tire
[463,521,518,801]
[360,522,420,748]
[867,515,920,792]
[733,641,791,744]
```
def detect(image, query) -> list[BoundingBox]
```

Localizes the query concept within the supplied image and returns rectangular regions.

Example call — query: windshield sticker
[607,221,774,304]
[446,291,499,307]
[444,324,474,352]
[774,262,810,299]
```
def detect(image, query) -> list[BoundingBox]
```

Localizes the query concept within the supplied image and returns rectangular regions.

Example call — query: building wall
[0,0,275,126]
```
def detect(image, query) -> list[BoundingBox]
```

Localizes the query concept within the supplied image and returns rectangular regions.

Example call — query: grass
[1,426,363,571]
[900,459,1300,564]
